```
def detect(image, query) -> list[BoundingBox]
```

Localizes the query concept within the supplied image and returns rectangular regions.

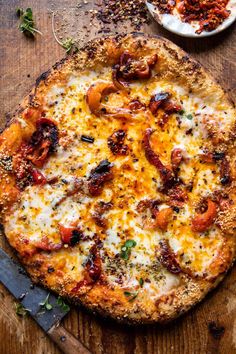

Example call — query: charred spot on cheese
[107,130,128,156]
[70,230,83,246]
[159,239,182,274]
[200,150,225,163]
[81,135,94,144]
[59,224,83,246]
[220,158,231,185]
[88,159,114,196]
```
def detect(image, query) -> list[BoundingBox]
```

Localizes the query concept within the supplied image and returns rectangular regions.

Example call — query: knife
[0,248,91,354]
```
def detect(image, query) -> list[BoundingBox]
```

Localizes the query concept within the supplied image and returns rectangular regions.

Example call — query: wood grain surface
[0,1,236,353]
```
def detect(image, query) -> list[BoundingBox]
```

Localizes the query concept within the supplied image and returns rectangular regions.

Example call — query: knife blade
[0,248,91,354]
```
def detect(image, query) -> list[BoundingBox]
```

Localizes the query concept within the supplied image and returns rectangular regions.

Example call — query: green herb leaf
[120,239,137,260]
[125,240,136,248]
[139,278,144,287]
[16,7,42,37]
[14,302,31,317]
[179,109,185,115]
[51,12,77,54]
[56,296,70,312]
[186,114,193,120]
[16,8,24,17]
[124,291,138,302]
[39,293,53,311]
[61,38,77,53]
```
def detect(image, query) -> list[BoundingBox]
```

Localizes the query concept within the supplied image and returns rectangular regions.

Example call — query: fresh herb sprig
[14,302,31,317]
[56,296,70,312]
[51,12,78,54]
[16,8,42,37]
[120,239,137,260]
[62,38,76,53]
[39,293,53,311]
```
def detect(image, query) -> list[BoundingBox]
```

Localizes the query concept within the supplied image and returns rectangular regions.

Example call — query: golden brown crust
[0,33,235,324]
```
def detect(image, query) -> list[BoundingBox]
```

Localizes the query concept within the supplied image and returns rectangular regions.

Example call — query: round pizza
[0,33,235,324]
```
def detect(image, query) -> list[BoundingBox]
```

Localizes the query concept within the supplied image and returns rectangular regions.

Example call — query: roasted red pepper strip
[26,117,58,167]
[220,158,231,185]
[35,235,62,252]
[112,51,157,89]
[107,130,128,155]
[191,199,217,233]
[58,224,83,246]
[168,186,188,207]
[159,239,182,274]
[149,92,182,116]
[143,128,176,188]
[154,207,173,231]
[88,159,114,196]
[31,169,47,185]
[171,148,184,171]
[85,245,102,282]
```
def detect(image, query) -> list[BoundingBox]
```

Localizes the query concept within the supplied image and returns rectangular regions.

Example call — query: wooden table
[0,1,236,353]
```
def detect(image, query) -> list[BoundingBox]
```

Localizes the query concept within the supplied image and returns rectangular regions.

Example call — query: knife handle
[48,323,91,354]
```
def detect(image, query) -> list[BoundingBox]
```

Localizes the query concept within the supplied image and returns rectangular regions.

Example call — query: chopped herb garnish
[39,293,53,311]
[186,114,193,120]
[120,239,137,260]
[16,8,42,37]
[81,135,95,143]
[179,109,185,115]
[56,296,70,312]
[139,278,144,287]
[14,302,31,317]
[124,291,138,302]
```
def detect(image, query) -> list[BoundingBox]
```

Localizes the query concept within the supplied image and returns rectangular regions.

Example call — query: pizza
[0,33,235,324]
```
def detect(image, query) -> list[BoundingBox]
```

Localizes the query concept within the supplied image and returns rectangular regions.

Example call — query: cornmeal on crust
[0,33,235,323]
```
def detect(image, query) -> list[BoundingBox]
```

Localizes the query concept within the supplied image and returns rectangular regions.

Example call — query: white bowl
[146,0,236,38]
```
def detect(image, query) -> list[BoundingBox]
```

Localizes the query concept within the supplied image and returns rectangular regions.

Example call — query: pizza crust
[0,33,235,324]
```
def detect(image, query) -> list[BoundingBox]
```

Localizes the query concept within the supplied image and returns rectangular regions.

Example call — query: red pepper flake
[96,0,150,30]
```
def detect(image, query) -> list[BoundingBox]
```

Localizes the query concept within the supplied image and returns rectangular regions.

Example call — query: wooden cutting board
[0,1,236,353]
